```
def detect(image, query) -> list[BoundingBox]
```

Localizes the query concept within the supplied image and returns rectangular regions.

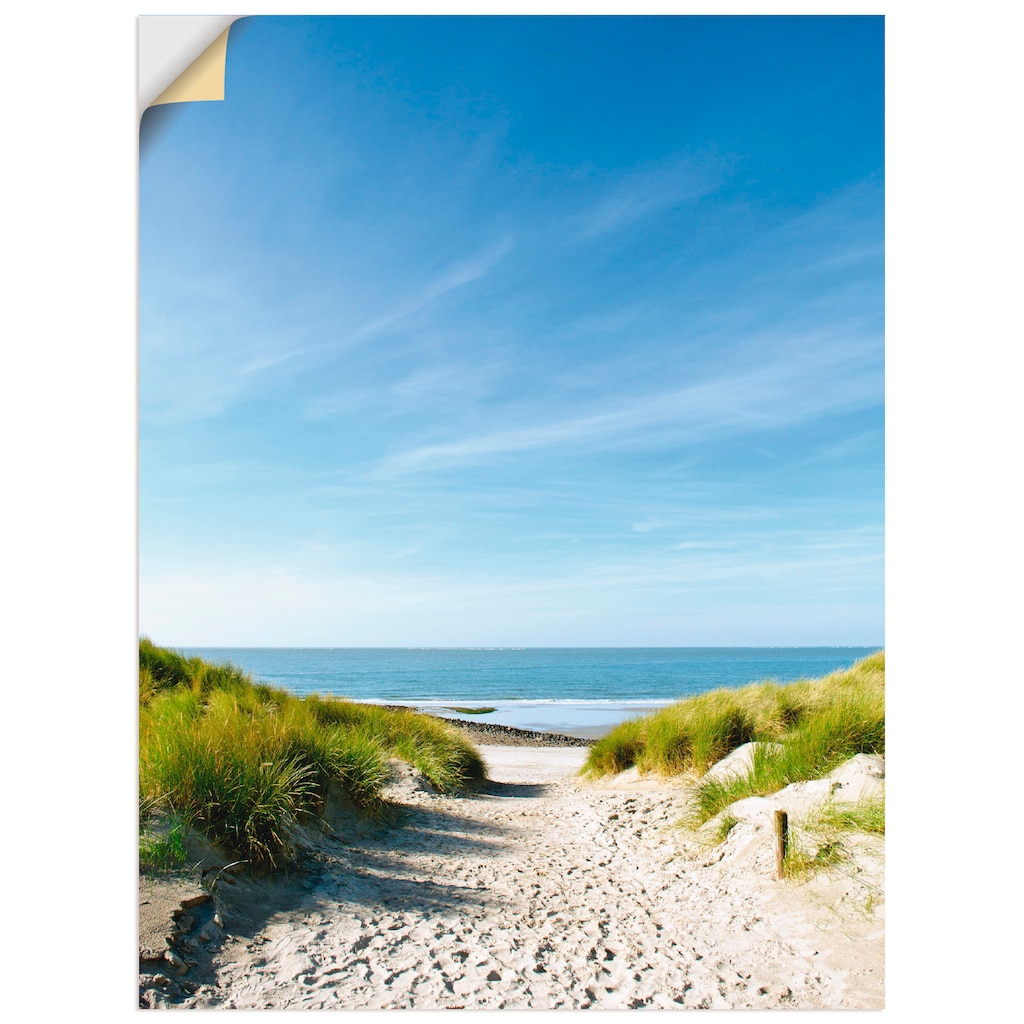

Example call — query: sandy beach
[140,743,883,1009]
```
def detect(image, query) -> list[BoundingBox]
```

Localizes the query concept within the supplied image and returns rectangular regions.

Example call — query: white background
[3,3,1021,1020]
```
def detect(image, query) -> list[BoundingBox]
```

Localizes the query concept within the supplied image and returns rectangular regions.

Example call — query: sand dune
[140,744,883,1009]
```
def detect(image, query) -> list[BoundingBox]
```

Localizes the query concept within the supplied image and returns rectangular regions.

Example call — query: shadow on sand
[145,780,547,1003]
[483,779,552,799]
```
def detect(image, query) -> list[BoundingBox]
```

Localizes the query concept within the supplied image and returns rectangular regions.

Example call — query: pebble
[164,950,187,972]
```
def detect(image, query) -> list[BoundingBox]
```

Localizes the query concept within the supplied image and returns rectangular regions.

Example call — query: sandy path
[178,746,879,1009]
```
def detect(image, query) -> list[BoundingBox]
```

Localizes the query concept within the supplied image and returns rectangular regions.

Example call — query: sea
[182,646,881,739]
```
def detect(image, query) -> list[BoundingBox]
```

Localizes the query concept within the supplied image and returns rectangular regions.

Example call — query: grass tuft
[784,794,885,880]
[585,652,884,827]
[140,640,486,870]
[713,813,740,845]
[815,796,885,837]
[139,813,190,872]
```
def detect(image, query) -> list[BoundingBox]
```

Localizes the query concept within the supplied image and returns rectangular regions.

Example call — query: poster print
[139,15,884,1010]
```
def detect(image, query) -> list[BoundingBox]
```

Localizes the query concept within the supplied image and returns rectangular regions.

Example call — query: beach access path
[160,745,883,1010]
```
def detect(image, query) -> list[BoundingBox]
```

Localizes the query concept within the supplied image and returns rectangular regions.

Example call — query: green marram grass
[713,813,740,846]
[815,795,885,836]
[139,812,190,872]
[139,639,486,870]
[584,651,884,826]
[783,794,885,880]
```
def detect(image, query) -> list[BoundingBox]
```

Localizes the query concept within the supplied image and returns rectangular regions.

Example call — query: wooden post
[774,810,788,880]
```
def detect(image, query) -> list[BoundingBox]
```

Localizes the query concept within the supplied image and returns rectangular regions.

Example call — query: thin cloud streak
[372,340,880,477]
[673,541,739,550]
[576,154,722,240]
[143,236,514,426]
[344,235,515,346]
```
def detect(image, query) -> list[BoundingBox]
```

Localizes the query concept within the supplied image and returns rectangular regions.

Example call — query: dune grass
[712,812,740,846]
[584,652,884,826]
[816,795,885,836]
[784,794,886,881]
[139,639,486,870]
[139,812,190,872]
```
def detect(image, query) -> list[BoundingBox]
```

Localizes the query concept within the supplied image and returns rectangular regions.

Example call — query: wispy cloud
[305,359,505,421]
[576,154,721,240]
[142,236,515,425]
[139,315,307,424]
[672,541,739,550]
[632,518,668,533]
[371,334,880,477]
[344,235,514,345]
[390,361,503,402]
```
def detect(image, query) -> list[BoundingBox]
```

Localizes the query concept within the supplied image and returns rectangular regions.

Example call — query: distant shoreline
[381,705,594,746]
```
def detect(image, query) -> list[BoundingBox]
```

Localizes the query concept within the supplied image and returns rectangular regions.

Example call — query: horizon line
[163,643,885,651]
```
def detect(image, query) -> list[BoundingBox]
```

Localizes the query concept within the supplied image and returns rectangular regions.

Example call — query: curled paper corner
[138,15,242,115]
[151,27,231,107]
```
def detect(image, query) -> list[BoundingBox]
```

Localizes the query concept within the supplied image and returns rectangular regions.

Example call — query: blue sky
[139,15,884,647]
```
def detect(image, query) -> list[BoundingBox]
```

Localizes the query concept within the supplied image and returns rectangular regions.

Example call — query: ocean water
[182,647,881,738]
